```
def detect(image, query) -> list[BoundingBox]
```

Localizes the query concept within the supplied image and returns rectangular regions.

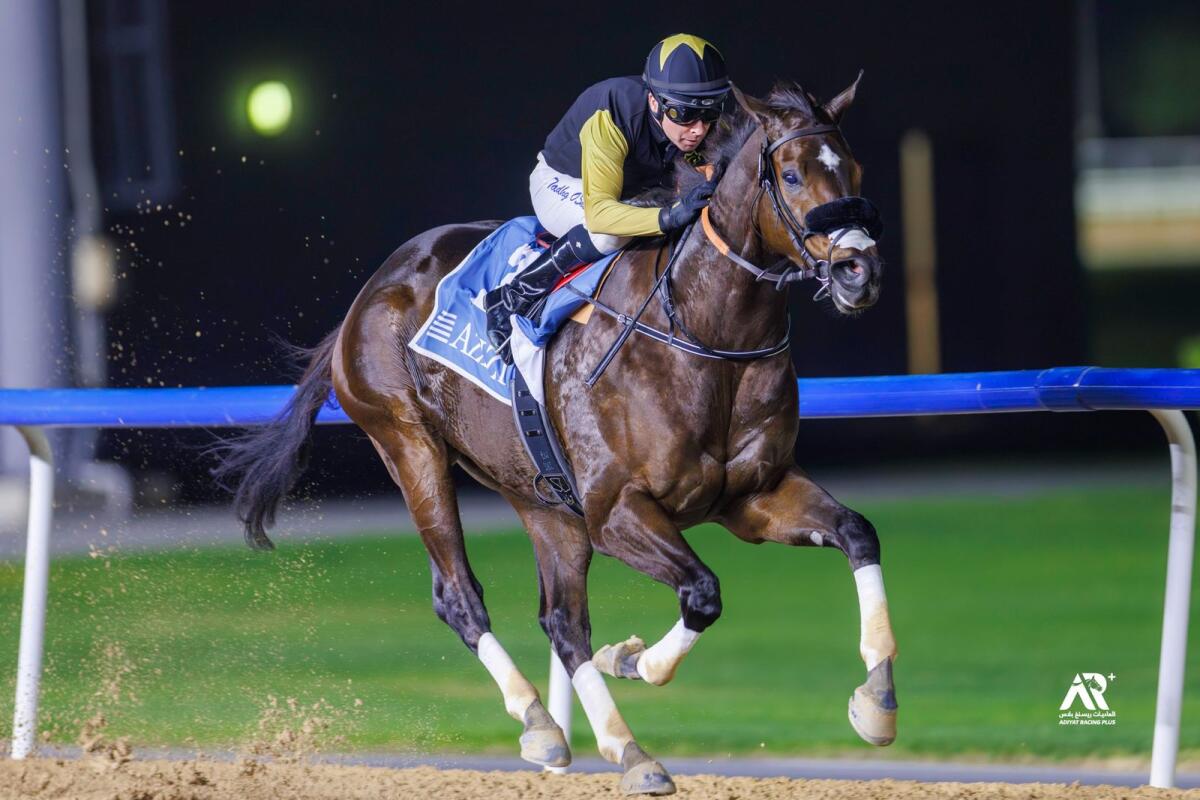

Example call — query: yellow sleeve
[578,109,664,237]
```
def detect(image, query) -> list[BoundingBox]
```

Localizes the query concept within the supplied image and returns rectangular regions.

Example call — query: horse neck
[669,129,790,351]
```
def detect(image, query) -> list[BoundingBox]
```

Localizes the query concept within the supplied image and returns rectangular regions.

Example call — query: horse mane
[669,80,828,196]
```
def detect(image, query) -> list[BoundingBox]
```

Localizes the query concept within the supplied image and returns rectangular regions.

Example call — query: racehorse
[216,77,896,796]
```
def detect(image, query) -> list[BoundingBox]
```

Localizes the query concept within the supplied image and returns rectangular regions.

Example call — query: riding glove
[658,179,717,233]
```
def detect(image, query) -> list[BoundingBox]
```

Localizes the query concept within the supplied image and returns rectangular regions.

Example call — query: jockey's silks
[541,77,680,239]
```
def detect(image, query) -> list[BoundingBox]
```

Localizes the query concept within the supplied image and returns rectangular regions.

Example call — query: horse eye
[782,170,801,186]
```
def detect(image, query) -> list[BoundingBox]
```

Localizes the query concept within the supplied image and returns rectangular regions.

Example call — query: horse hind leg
[363,424,568,767]
[718,467,898,746]
[511,498,675,796]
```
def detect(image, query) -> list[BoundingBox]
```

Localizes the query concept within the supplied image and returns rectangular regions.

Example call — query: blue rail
[796,367,1200,418]
[0,367,1198,427]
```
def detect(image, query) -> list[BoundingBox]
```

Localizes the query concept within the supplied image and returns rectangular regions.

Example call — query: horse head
[726,74,884,313]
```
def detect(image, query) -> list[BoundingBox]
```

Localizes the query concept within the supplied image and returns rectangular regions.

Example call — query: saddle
[406,216,621,516]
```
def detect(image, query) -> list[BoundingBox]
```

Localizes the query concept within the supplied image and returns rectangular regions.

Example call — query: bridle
[574,120,882,385]
[701,123,882,299]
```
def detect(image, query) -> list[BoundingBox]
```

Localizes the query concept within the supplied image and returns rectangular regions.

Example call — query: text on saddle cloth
[407,216,619,406]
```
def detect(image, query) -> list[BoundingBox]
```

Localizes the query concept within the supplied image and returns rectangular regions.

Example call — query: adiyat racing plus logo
[1058,672,1117,726]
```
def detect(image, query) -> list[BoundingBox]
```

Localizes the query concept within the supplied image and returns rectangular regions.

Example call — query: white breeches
[529,153,631,255]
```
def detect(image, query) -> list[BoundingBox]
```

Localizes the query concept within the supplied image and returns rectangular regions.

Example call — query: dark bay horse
[217,78,896,796]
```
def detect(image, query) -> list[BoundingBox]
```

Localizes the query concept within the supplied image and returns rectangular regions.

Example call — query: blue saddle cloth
[407,217,617,405]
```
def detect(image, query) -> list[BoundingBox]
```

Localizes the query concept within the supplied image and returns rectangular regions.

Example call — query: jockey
[485,34,731,358]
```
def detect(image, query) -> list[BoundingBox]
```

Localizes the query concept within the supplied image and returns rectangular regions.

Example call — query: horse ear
[731,84,771,128]
[824,70,864,123]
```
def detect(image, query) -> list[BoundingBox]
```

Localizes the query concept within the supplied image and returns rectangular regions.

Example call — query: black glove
[658,179,716,233]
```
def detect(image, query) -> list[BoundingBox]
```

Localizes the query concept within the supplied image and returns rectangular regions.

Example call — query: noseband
[701,123,883,298]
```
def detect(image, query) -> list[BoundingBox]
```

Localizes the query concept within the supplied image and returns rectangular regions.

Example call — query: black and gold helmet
[643,34,730,123]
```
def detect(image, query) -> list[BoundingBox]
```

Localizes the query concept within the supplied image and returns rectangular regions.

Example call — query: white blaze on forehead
[818,143,841,172]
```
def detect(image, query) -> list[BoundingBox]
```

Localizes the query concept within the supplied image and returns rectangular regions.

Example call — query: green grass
[0,485,1196,762]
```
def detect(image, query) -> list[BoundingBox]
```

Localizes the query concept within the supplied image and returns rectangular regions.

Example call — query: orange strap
[693,163,733,256]
[700,207,731,256]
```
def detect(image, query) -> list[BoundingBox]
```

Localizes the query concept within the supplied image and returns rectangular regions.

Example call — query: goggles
[655,91,727,125]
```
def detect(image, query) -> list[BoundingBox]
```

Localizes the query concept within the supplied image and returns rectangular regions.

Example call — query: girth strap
[510,369,584,517]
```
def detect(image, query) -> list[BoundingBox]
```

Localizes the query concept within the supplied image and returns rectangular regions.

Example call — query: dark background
[84,2,1177,499]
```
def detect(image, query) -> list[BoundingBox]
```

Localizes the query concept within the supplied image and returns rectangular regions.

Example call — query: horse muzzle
[830,252,883,312]
[803,196,884,312]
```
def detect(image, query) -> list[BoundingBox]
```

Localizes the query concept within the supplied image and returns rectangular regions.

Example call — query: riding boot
[485,225,603,359]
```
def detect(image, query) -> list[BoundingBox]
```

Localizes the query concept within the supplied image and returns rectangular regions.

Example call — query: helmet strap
[647,89,666,123]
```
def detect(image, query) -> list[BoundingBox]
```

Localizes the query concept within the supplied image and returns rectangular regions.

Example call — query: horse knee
[679,570,722,632]
[835,511,880,569]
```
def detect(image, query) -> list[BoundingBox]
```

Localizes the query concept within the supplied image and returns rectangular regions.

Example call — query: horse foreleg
[718,466,899,746]
[361,425,566,767]
[514,499,675,796]
[590,488,720,688]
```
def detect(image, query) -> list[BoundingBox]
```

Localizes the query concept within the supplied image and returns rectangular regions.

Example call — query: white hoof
[519,699,571,767]
[619,742,676,796]
[593,636,645,680]
[848,657,897,746]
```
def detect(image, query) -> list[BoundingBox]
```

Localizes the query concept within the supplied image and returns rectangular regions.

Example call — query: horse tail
[211,327,340,551]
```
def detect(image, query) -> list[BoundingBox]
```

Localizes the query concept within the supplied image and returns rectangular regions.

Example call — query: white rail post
[10,426,54,759]
[546,648,573,773]
[1148,410,1196,789]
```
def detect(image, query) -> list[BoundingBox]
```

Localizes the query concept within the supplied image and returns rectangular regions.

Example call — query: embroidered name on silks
[549,177,584,207]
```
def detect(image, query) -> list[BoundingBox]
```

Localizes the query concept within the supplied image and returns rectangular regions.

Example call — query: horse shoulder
[722,359,800,495]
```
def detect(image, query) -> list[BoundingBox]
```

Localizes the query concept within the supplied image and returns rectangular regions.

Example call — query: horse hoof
[619,743,676,796]
[848,657,898,746]
[593,636,645,680]
[519,700,571,768]
[520,725,571,768]
[620,762,676,796]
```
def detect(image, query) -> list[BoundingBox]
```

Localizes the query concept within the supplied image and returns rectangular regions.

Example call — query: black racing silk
[541,76,677,198]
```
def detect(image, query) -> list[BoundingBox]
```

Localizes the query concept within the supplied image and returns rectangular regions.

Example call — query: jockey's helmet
[643,34,731,124]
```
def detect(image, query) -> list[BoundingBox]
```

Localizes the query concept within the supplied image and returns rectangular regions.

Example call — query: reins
[574,223,790,387]
[570,120,880,385]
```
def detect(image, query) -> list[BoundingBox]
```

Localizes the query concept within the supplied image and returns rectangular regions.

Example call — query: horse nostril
[832,259,869,288]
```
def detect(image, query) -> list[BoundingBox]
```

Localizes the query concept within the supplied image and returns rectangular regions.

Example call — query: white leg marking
[853,564,897,670]
[818,143,842,172]
[477,632,540,721]
[571,662,633,763]
[636,618,701,685]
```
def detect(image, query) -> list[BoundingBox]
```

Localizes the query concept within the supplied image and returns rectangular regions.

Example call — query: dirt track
[2,759,1199,800]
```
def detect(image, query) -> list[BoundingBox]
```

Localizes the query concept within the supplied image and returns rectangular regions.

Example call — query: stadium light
[246,80,292,136]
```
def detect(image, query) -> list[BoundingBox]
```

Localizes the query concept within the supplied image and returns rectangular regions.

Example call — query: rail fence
[1,366,1196,787]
